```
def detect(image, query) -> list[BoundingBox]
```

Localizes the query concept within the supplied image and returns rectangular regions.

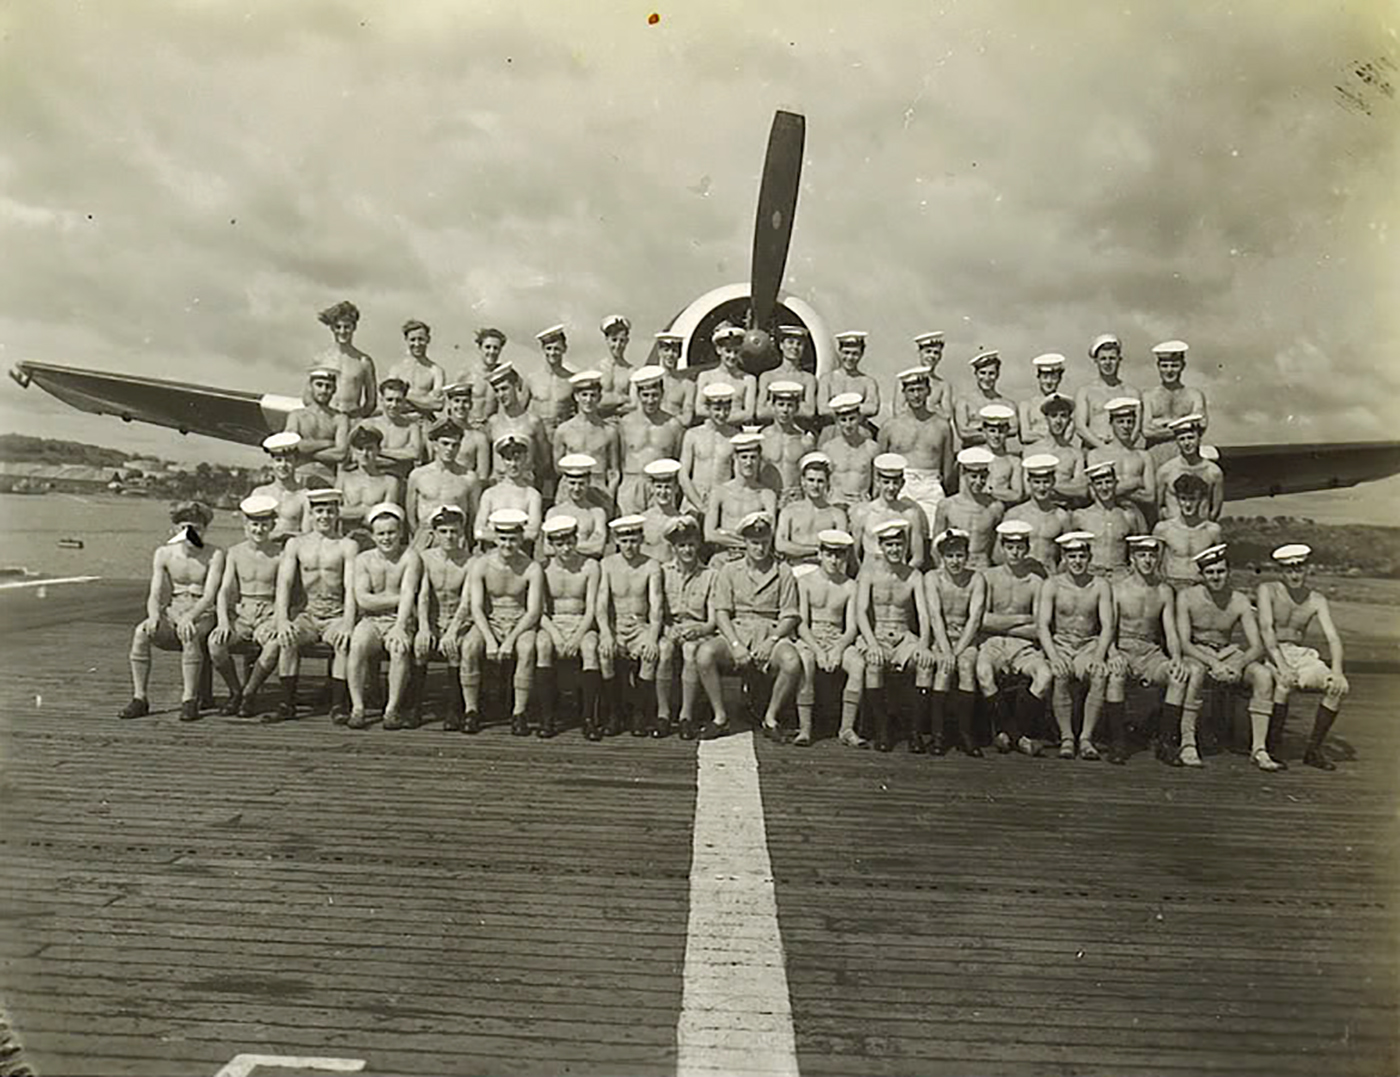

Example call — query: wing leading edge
[1218,441,1400,500]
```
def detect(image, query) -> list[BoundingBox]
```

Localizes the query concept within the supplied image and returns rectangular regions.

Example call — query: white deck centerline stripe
[0,575,101,591]
[677,731,799,1077]
[213,1053,366,1077]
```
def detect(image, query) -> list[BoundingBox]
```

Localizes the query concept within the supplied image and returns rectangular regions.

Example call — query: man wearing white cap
[979,403,1024,507]
[347,502,421,730]
[757,325,817,424]
[475,432,543,549]
[1019,353,1068,445]
[618,366,685,515]
[1004,455,1071,570]
[597,316,638,418]
[458,327,529,429]
[249,432,312,541]
[680,383,738,512]
[119,501,224,723]
[598,515,664,737]
[547,453,609,559]
[879,366,954,533]
[410,504,474,730]
[1257,544,1349,770]
[823,392,879,505]
[1152,473,1223,591]
[924,528,985,756]
[640,458,689,561]
[1155,413,1223,521]
[647,331,696,427]
[695,324,758,425]
[406,420,479,550]
[893,333,953,419]
[760,381,816,506]
[1142,340,1209,452]
[1087,398,1156,518]
[485,362,549,487]
[529,324,578,439]
[387,319,447,416]
[818,331,880,422]
[851,453,928,568]
[933,447,1005,569]
[362,377,427,481]
[1075,334,1140,450]
[1022,394,1087,504]
[1037,530,1113,760]
[441,382,491,480]
[209,496,284,718]
[776,452,848,567]
[955,350,1019,447]
[656,515,717,740]
[794,529,864,748]
[462,508,544,735]
[553,370,621,503]
[314,299,378,420]
[1177,544,1280,770]
[277,487,358,724]
[976,519,1052,756]
[1072,461,1145,579]
[705,431,778,565]
[337,426,401,547]
[537,514,603,739]
[285,360,350,475]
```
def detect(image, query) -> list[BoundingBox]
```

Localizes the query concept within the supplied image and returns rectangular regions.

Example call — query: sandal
[1179,744,1203,768]
[1078,740,1100,761]
[792,730,813,748]
[1058,738,1076,760]
[838,728,870,749]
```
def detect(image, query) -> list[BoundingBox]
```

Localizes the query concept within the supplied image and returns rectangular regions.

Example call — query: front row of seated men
[121,487,1349,771]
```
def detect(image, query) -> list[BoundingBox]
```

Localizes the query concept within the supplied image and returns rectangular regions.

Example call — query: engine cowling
[654,282,834,379]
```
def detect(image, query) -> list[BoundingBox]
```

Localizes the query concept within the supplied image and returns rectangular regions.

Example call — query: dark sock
[1309,704,1338,750]
[867,686,889,743]
[1160,702,1183,748]
[1268,702,1288,755]
[329,679,348,712]
[996,692,1017,740]
[580,670,601,730]
[537,668,557,725]
[1105,699,1127,750]
[928,690,947,741]
[279,675,298,707]
[955,690,977,747]
[1014,687,1042,741]
[449,676,465,716]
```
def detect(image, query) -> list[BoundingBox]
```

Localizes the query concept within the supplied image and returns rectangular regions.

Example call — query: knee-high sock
[1014,686,1042,741]
[929,690,948,742]
[1162,701,1185,747]
[580,670,601,730]
[536,667,557,725]
[1248,706,1272,755]
[329,678,348,713]
[279,675,298,710]
[1267,702,1288,756]
[840,680,861,734]
[1308,703,1338,750]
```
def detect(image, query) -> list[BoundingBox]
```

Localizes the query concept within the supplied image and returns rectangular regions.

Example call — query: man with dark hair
[286,361,349,476]
[1153,472,1223,591]
[553,371,621,503]
[1023,393,1087,503]
[316,300,377,418]
[413,504,473,730]
[1156,414,1223,521]
[338,426,401,546]
[388,319,446,415]
[531,324,578,439]
[464,327,528,427]
[955,351,1019,446]
[485,362,550,487]
[406,420,479,548]
[364,378,425,480]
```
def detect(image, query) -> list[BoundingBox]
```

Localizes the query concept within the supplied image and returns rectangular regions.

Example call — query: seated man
[695,511,803,739]
[598,515,665,737]
[1177,543,1280,771]
[412,504,474,730]
[347,502,420,730]
[925,528,986,756]
[1037,530,1113,761]
[1258,543,1349,771]
[795,528,864,748]
[537,514,603,740]
[775,452,848,569]
[546,453,610,559]
[1153,472,1223,591]
[209,495,285,720]
[120,501,224,722]
[276,486,358,723]
[857,518,935,753]
[657,515,718,741]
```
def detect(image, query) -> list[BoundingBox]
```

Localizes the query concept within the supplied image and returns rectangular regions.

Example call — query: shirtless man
[276,487,357,723]
[776,452,848,568]
[363,378,426,482]
[850,453,928,567]
[1087,398,1156,519]
[657,515,718,740]
[598,315,638,419]
[315,300,377,419]
[1037,530,1113,761]
[1075,334,1141,451]
[979,404,1024,507]
[529,323,577,440]
[441,382,491,480]
[704,432,777,566]
[346,502,420,730]
[1142,340,1209,452]
[893,333,954,419]
[475,433,543,549]
[546,454,610,559]
[1156,414,1223,521]
[598,515,665,737]
[412,504,473,730]
[461,508,543,735]
[757,326,818,425]
[250,432,311,541]
[387,319,446,415]
[680,383,737,513]
[640,458,688,561]
[1022,394,1088,504]
[760,382,816,505]
[817,331,880,423]
[463,327,526,429]
[119,501,224,722]
[1258,543,1349,771]
[932,447,1004,568]
[485,362,550,486]
[975,519,1052,756]
[795,529,864,747]
[406,420,479,548]
[1153,473,1224,591]
[537,515,603,739]
[1072,461,1145,579]
[1019,353,1068,446]
[618,366,685,514]
[285,361,349,477]
[695,324,758,425]
[858,518,935,752]
[879,366,955,534]
[337,427,401,547]
[1177,543,1280,771]
[695,511,803,739]
[553,370,622,502]
[1003,455,1070,570]
[925,528,986,756]
[645,331,696,427]
[823,393,879,506]
[210,495,285,719]
[955,351,1019,447]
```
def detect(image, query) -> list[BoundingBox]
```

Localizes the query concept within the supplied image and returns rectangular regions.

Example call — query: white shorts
[900,468,945,533]
[1272,643,1332,690]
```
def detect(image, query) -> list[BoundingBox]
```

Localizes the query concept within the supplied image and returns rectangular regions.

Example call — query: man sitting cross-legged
[346,502,420,730]
[461,508,543,735]
[696,511,803,740]
[598,514,665,737]
[925,528,986,756]
[1258,543,1350,771]
[657,515,718,741]
[209,496,286,720]
[1037,530,1113,761]
[120,501,224,722]
[411,504,474,731]
[537,515,604,740]
[794,529,864,749]
[275,487,358,724]
[858,517,936,753]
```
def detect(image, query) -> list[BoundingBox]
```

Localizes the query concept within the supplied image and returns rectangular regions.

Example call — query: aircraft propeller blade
[749,110,805,332]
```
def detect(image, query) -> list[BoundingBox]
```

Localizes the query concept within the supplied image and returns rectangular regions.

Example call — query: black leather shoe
[118,697,150,720]
[262,701,296,724]
[329,703,350,726]
[652,717,671,739]
[1303,747,1336,771]
[698,720,729,741]
[511,714,531,736]
[678,719,697,741]
[179,699,201,722]
[463,710,482,734]
[908,732,927,755]
[443,710,464,733]
[218,693,243,717]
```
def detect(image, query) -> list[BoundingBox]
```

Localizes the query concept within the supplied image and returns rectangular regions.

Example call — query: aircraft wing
[9,361,301,448]
[1219,440,1400,500]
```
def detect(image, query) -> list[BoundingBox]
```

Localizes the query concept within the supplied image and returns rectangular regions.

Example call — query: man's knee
[772,642,800,676]
[536,634,555,665]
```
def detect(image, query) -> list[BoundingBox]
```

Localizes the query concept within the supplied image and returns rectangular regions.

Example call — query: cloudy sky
[0,1,1396,488]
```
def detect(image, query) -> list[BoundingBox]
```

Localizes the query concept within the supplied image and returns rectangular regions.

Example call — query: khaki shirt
[713,558,799,624]
[663,562,716,625]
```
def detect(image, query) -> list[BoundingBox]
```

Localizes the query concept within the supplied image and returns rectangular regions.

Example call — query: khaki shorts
[231,597,278,647]
[860,623,928,672]
[148,592,215,649]
[1052,634,1102,680]
[726,616,790,674]
[290,608,347,649]
[795,620,844,661]
[980,635,1046,678]
[1118,636,1173,683]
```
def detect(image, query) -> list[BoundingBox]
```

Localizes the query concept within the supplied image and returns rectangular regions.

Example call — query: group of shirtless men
[116,302,1350,770]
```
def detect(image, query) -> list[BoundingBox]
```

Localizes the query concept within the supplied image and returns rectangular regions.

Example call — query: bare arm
[958,574,986,653]
[275,538,299,628]
[855,573,879,652]
[1314,596,1347,678]
[1093,579,1115,663]
[1074,389,1104,449]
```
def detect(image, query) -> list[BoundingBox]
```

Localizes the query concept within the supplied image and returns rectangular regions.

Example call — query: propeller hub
[741,328,772,363]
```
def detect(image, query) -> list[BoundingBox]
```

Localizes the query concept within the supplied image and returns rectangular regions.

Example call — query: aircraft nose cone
[741,328,771,361]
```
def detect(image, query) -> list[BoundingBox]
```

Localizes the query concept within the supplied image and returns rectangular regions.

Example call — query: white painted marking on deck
[0,575,101,591]
[677,731,800,1077]
[213,1054,365,1077]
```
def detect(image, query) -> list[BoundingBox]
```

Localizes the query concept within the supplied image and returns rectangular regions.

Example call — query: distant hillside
[0,434,134,469]
[1221,516,1400,578]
